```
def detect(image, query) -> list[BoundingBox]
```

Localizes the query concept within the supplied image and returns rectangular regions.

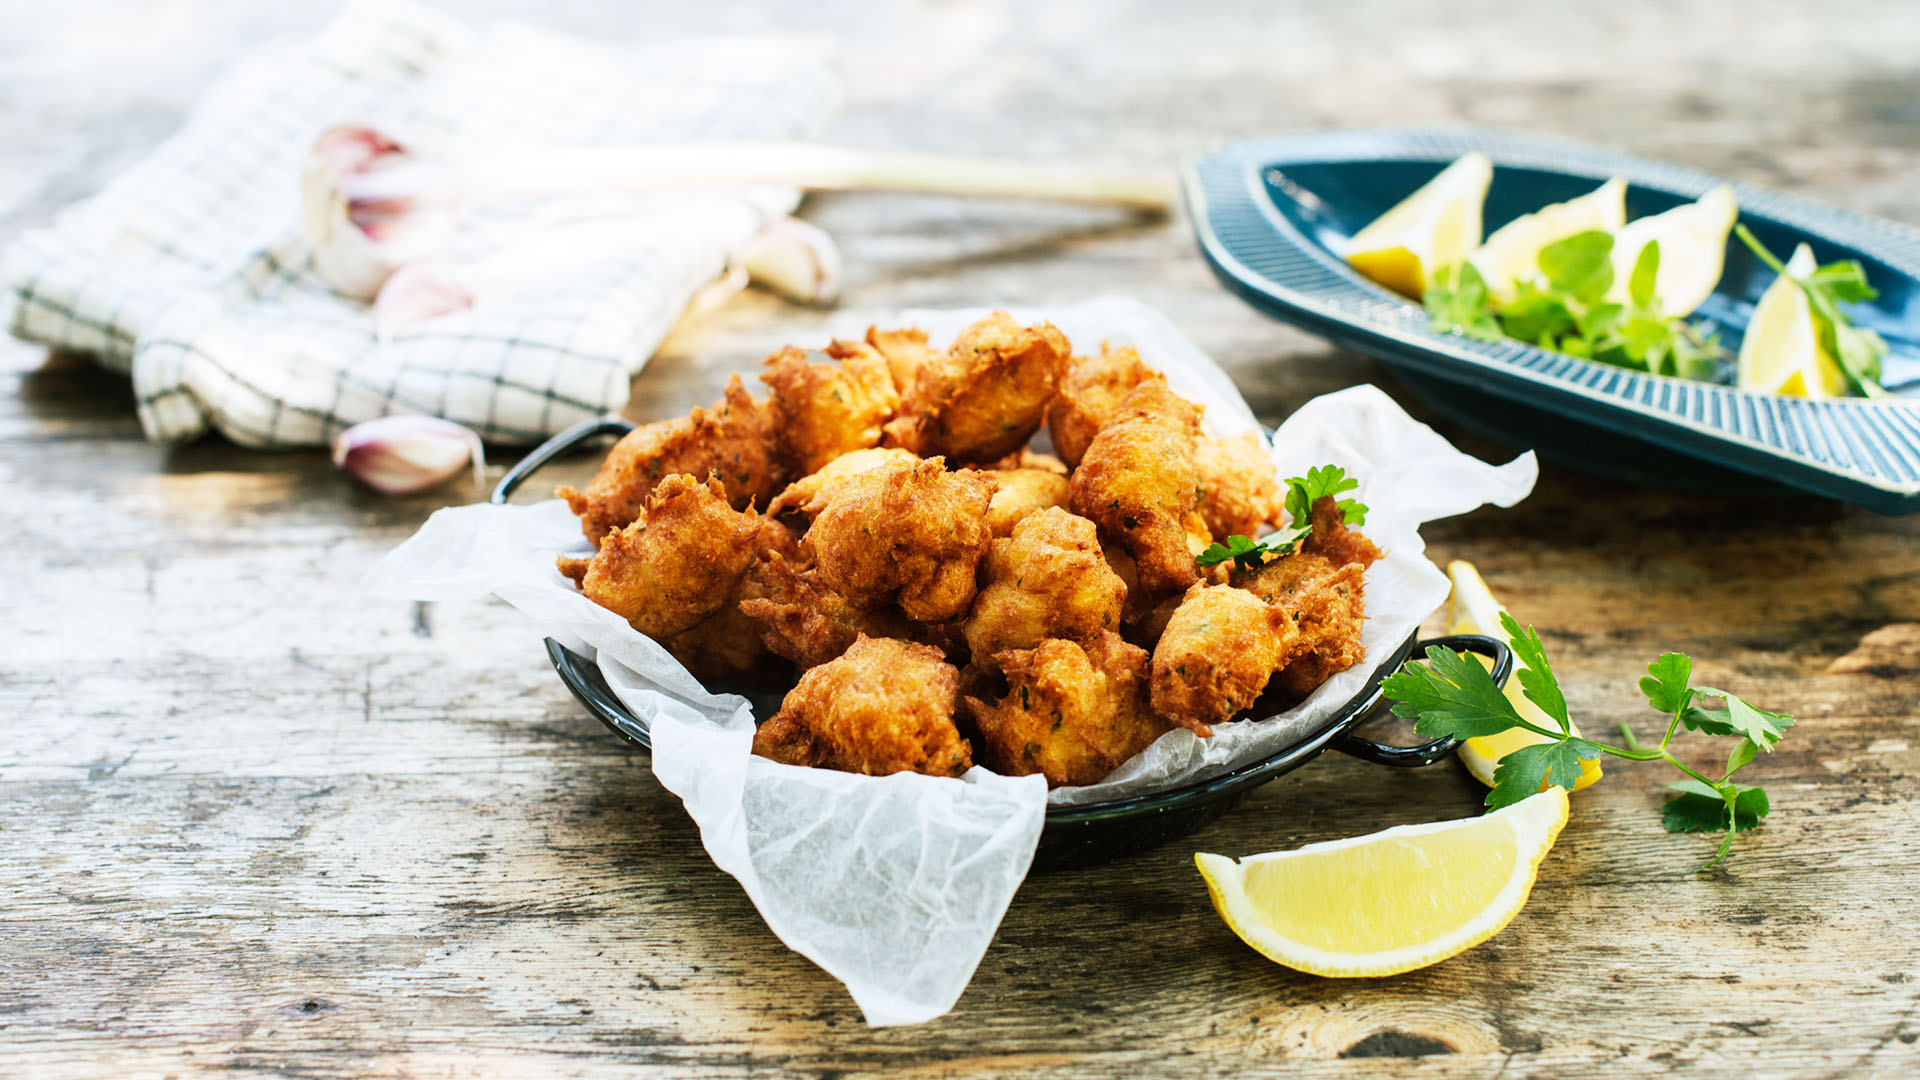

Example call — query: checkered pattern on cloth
[1,0,838,448]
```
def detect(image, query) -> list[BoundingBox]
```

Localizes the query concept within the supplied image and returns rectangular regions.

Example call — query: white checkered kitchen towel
[2,1,839,447]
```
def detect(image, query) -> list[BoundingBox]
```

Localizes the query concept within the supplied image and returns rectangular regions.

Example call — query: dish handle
[1331,633,1513,767]
[490,416,638,505]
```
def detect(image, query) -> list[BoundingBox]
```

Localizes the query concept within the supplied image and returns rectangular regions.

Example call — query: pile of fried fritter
[554,313,1380,788]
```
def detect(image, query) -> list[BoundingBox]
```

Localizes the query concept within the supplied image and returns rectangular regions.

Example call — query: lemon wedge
[1446,560,1602,793]
[1605,184,1737,317]
[1344,152,1493,300]
[1196,788,1568,977]
[1467,176,1627,303]
[1737,244,1848,397]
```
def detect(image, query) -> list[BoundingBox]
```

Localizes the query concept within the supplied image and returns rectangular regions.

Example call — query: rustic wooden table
[5,2,1919,1076]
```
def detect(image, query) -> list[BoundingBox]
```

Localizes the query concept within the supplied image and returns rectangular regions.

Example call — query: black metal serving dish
[497,418,1514,872]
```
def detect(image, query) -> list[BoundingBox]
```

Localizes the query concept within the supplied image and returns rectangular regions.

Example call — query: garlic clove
[372,262,476,340]
[739,216,842,305]
[331,415,486,495]
[302,125,456,300]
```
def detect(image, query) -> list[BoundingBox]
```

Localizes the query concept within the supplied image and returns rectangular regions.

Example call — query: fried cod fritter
[1148,582,1302,732]
[983,466,1071,537]
[1241,495,1383,700]
[738,549,914,670]
[564,473,764,639]
[864,325,937,398]
[751,636,973,777]
[1047,342,1154,467]
[885,311,1068,463]
[1067,379,1207,599]
[1195,431,1285,540]
[805,457,996,622]
[964,507,1127,663]
[761,342,900,476]
[765,446,919,519]
[558,374,780,545]
[964,631,1172,787]
[559,473,801,679]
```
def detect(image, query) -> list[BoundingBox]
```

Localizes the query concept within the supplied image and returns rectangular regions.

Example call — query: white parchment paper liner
[367,296,1536,1025]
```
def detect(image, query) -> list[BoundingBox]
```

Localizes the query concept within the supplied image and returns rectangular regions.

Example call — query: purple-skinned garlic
[372,262,476,340]
[331,415,486,495]
[301,126,456,300]
[739,216,842,305]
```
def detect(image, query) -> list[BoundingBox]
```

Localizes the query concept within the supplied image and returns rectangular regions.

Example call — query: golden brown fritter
[738,550,914,669]
[964,508,1127,664]
[865,325,936,397]
[1239,495,1383,700]
[760,342,900,477]
[570,474,765,640]
[1149,583,1305,731]
[1098,539,1187,650]
[964,631,1173,787]
[765,447,919,519]
[805,457,996,622]
[1302,492,1384,568]
[750,636,973,777]
[654,516,799,681]
[1066,379,1206,599]
[558,374,780,545]
[883,312,1068,463]
[983,467,1070,537]
[1046,343,1156,467]
[1195,431,1284,540]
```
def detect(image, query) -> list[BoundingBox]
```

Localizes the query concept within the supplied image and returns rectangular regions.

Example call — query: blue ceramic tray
[1184,129,1920,513]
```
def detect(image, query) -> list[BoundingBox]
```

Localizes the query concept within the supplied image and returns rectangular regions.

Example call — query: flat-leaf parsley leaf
[1380,620,1794,869]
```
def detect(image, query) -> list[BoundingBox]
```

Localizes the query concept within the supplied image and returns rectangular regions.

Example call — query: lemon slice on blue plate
[1344,152,1492,300]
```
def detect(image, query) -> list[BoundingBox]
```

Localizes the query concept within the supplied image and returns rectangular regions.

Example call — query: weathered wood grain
[4,1,1920,1076]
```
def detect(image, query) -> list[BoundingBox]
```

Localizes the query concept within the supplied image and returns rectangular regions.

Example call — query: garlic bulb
[371,262,476,340]
[331,415,486,495]
[301,126,455,300]
[740,216,842,305]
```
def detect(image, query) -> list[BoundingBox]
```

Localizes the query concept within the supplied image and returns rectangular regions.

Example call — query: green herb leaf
[1690,689,1794,749]
[1424,262,1504,342]
[1725,737,1759,778]
[1382,646,1528,740]
[1538,230,1614,295]
[1804,260,1878,303]
[1661,788,1736,834]
[1639,653,1695,715]
[1380,613,1792,869]
[1198,466,1370,571]
[1629,239,1661,308]
[1662,779,1769,832]
[1487,738,1602,809]
[1283,464,1365,528]
[1196,533,1266,570]
[1498,611,1570,734]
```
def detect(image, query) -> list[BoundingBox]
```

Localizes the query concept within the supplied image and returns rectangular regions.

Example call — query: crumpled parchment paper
[367,296,1536,1025]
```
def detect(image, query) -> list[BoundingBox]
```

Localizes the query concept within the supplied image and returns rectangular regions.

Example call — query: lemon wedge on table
[1738,243,1848,397]
[1446,560,1603,793]
[1343,152,1493,300]
[1467,176,1628,303]
[1196,788,1569,977]
[1604,184,1738,317]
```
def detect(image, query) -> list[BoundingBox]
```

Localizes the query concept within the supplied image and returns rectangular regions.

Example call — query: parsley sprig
[1380,612,1794,869]
[1425,233,1724,380]
[1197,464,1366,570]
[1733,225,1889,398]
